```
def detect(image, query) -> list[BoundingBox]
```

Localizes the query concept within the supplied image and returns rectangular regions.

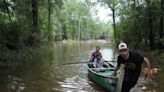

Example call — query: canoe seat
[97,71,113,76]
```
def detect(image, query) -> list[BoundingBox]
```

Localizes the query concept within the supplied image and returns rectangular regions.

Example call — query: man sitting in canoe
[89,46,101,62]
[93,52,109,72]
[113,42,151,92]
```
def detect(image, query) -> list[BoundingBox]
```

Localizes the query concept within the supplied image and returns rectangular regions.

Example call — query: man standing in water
[89,46,101,62]
[114,42,151,92]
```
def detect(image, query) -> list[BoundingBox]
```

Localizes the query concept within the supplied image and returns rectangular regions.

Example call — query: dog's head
[143,67,159,76]
[152,67,159,75]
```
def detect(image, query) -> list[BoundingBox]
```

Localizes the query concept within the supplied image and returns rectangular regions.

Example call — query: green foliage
[115,0,163,50]
[0,45,54,65]
[0,0,163,51]
[0,0,112,50]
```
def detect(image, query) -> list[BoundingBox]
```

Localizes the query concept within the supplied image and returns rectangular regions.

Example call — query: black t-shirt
[117,51,144,72]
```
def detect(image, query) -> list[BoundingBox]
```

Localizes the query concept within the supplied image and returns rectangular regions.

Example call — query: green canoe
[87,62,118,92]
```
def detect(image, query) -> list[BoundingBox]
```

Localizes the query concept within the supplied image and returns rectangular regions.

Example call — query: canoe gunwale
[87,62,118,92]
[87,62,117,79]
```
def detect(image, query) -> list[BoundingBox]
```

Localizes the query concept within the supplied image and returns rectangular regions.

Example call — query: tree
[146,0,154,49]
[98,0,119,43]
[47,0,52,42]
[159,0,164,48]
[31,0,39,32]
[0,0,112,51]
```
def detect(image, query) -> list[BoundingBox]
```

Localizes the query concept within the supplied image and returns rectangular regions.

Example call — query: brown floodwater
[0,42,163,92]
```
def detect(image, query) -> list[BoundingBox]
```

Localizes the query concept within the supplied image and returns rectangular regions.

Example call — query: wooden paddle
[61,61,91,65]
[61,60,116,65]
[90,67,115,70]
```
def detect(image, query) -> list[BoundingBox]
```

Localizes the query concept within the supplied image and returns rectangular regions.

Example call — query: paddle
[61,61,90,65]
[61,60,116,65]
[90,67,116,70]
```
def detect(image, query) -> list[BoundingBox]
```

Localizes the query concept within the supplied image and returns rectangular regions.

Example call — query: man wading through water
[114,42,151,92]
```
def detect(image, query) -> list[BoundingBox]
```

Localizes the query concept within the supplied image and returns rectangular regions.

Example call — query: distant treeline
[0,0,112,50]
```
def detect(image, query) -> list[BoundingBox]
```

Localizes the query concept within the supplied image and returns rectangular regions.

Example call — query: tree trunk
[4,0,16,31]
[136,0,139,6]
[31,0,38,32]
[3,0,17,49]
[4,0,12,25]
[112,8,117,42]
[159,0,164,48]
[160,0,164,37]
[78,16,82,41]
[133,0,141,46]
[148,6,154,49]
[62,24,67,40]
[47,0,52,42]
[74,20,77,40]
[133,0,136,6]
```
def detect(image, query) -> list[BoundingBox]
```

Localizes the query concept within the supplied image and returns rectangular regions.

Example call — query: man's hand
[113,71,117,76]
[113,65,120,76]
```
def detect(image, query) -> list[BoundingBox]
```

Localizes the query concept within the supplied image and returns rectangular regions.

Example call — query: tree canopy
[0,0,163,50]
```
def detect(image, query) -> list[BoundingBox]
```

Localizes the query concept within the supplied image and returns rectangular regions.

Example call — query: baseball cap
[118,43,128,50]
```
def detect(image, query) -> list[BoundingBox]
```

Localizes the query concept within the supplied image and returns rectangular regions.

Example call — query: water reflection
[7,75,25,92]
[0,42,112,92]
[101,49,115,61]
[58,76,89,91]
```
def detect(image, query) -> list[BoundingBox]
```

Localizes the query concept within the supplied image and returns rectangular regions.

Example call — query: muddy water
[0,42,162,92]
